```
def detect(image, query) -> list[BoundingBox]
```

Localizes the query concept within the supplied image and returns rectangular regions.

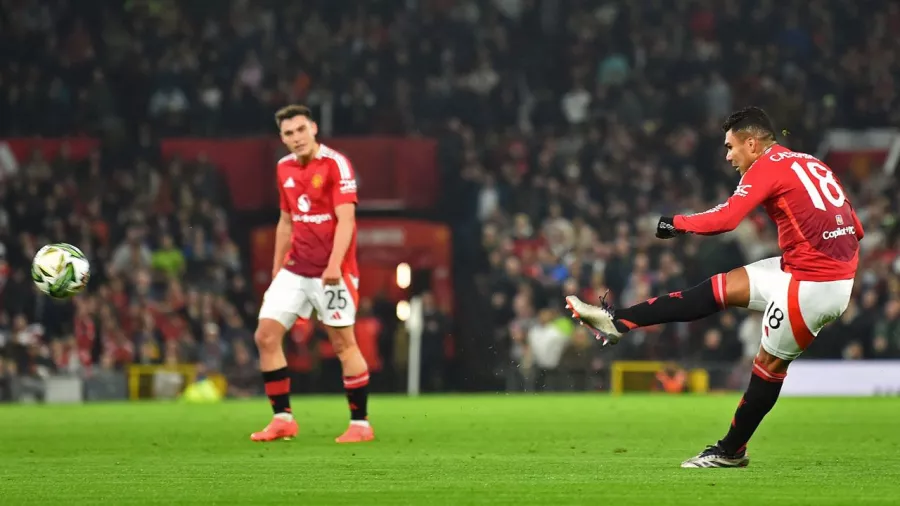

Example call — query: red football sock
[343,372,369,421]
[262,367,292,415]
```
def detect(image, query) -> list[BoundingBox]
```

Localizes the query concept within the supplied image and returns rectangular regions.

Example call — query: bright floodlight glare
[396,300,411,321]
[396,262,411,289]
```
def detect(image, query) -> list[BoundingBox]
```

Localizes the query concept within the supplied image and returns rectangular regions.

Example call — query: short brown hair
[274,104,313,127]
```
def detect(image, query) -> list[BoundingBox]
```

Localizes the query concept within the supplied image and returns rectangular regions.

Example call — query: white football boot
[564,293,622,347]
[681,444,750,468]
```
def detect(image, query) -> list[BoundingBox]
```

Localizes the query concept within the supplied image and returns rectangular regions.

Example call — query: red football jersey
[276,144,359,278]
[674,145,864,282]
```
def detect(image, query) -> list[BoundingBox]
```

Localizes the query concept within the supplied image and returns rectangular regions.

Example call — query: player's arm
[272,211,292,275]
[272,176,293,276]
[327,203,356,271]
[664,170,774,237]
[324,155,359,281]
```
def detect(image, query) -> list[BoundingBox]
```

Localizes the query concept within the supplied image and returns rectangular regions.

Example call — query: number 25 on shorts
[326,288,349,310]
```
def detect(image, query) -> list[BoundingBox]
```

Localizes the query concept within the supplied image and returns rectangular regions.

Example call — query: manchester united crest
[312,174,324,189]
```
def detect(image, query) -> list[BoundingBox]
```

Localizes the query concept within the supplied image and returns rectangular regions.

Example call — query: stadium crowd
[0,139,265,400]
[2,0,900,396]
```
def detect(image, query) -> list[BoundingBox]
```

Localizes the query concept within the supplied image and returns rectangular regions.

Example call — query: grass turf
[1,394,899,505]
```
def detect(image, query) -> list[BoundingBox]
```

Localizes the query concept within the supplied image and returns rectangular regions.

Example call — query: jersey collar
[293,144,325,165]
[747,144,784,172]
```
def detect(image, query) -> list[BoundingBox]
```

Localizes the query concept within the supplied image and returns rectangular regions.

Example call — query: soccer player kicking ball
[251,105,373,444]
[567,107,864,468]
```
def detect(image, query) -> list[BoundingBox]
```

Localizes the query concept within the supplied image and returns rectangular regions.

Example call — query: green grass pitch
[1,394,899,505]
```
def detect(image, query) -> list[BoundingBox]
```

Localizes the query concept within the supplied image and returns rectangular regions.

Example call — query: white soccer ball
[31,243,91,299]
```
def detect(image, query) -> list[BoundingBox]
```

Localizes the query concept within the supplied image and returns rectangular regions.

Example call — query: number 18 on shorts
[745,257,852,361]
[258,269,359,329]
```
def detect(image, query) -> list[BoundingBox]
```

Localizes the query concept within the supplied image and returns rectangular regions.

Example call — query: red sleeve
[674,166,776,235]
[277,168,290,213]
[330,154,358,207]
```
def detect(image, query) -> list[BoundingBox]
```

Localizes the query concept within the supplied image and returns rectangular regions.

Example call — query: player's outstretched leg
[327,325,375,443]
[566,272,731,344]
[250,318,299,442]
[682,348,787,468]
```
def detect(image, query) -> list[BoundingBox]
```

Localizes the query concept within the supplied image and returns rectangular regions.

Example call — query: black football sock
[262,367,292,415]
[612,273,728,333]
[718,359,785,455]
[343,372,370,422]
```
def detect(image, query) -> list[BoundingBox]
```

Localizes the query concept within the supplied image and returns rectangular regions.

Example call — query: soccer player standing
[567,107,864,467]
[251,105,373,444]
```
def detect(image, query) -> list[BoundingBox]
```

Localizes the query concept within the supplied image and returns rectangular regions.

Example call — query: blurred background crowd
[2,0,899,400]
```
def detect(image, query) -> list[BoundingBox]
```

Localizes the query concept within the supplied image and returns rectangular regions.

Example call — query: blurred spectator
[557,326,595,391]
[198,323,228,374]
[698,328,731,388]
[737,313,763,363]
[872,299,900,359]
[109,228,153,276]
[654,363,688,394]
[506,322,533,392]
[354,298,383,376]
[225,341,260,398]
[151,235,185,277]
[418,292,450,392]
[0,356,13,401]
[527,308,569,391]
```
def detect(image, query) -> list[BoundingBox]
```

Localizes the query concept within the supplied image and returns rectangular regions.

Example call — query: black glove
[656,216,683,239]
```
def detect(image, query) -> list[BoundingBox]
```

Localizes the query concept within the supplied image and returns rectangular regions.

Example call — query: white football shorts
[258,269,359,330]
[744,257,853,361]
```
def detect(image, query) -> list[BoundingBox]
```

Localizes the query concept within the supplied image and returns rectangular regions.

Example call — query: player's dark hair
[721,106,776,142]
[274,104,314,127]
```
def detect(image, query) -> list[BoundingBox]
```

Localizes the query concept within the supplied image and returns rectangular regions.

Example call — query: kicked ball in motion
[31,243,91,299]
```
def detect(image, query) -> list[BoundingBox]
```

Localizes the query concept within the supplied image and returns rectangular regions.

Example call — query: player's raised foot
[250,416,299,442]
[681,444,750,468]
[565,294,622,346]
[335,423,375,443]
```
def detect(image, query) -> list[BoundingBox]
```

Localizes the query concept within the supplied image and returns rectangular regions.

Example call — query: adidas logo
[283,177,295,188]
[331,311,342,320]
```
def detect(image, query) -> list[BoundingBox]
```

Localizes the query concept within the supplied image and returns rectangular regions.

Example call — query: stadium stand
[1,0,899,400]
